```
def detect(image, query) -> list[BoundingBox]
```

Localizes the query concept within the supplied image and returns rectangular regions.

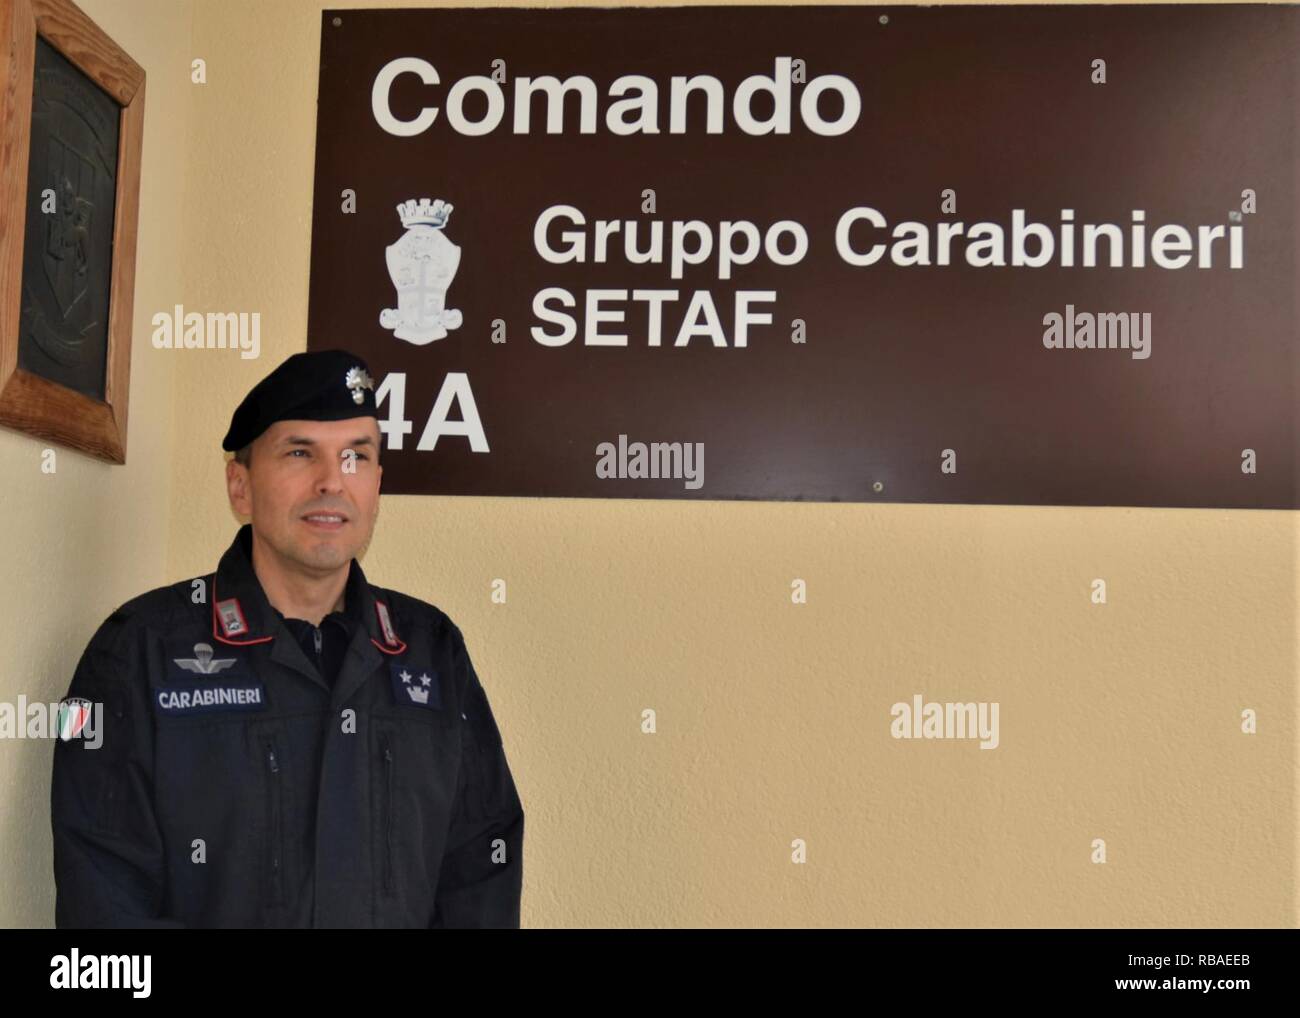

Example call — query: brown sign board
[306,5,1298,508]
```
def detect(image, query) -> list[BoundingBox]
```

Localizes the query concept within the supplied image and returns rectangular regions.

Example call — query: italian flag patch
[57,698,93,741]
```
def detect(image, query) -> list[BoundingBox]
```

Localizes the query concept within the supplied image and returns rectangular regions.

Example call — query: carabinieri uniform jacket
[51,524,524,928]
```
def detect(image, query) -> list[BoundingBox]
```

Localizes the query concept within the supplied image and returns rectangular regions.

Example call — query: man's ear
[226,458,252,517]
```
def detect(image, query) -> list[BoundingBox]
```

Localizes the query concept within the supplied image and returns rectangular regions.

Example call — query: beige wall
[3,0,1296,927]
[0,0,194,927]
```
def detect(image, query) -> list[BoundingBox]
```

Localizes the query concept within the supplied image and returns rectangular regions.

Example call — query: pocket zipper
[380,735,395,894]
[265,740,284,906]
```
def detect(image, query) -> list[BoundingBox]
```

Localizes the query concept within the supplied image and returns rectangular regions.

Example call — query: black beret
[222,349,378,451]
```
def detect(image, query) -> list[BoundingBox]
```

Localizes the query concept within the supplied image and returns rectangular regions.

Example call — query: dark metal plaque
[19,35,120,401]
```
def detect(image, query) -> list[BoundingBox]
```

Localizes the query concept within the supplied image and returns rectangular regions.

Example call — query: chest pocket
[152,710,302,927]
[369,712,461,913]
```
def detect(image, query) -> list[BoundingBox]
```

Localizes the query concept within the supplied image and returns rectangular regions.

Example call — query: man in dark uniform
[50,349,524,928]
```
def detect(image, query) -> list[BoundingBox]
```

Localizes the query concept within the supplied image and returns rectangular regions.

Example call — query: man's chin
[294,538,355,572]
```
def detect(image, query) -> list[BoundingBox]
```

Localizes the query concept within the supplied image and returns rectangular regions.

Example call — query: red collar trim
[370,637,407,656]
[210,576,404,654]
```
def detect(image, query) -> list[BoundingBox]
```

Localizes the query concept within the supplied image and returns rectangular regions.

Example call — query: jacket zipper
[265,740,284,906]
[381,735,394,894]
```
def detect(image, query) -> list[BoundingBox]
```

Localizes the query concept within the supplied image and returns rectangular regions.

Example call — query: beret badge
[345,366,375,405]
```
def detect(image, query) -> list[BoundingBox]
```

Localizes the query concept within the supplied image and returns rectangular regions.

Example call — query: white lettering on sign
[371,57,861,137]
[376,373,490,453]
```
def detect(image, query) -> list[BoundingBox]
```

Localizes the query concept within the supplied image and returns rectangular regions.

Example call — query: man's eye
[352,453,369,462]
[287,449,309,458]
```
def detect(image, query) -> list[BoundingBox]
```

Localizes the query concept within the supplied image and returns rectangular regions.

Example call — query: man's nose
[313,454,347,493]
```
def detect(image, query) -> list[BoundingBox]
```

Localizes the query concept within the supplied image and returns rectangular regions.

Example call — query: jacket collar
[211,524,406,655]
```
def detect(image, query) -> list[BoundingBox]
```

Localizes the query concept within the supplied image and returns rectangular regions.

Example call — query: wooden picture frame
[0,0,144,463]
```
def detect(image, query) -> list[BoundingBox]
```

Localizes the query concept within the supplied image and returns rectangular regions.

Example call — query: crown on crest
[397,197,453,229]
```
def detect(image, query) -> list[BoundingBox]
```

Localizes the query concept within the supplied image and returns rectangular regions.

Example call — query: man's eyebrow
[277,435,377,448]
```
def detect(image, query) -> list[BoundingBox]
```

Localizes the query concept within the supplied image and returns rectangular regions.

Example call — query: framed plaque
[0,0,145,463]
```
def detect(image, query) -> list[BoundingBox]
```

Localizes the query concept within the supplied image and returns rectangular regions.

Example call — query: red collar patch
[372,600,407,655]
[211,590,272,646]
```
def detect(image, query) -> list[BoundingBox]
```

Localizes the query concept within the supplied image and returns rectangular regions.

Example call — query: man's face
[226,417,383,576]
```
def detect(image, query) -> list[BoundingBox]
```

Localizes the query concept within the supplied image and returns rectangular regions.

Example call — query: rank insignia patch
[390,663,441,710]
